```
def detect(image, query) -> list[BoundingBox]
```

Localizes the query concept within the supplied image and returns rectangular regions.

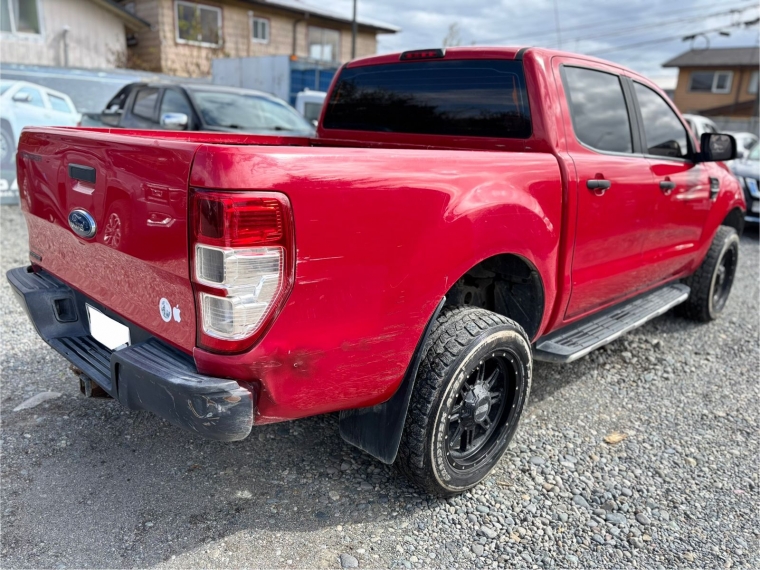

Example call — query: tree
[443,23,462,48]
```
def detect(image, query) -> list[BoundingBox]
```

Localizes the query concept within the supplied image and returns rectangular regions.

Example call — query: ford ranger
[8,47,744,495]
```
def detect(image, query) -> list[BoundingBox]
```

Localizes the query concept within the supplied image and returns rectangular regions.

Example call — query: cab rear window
[323,59,531,138]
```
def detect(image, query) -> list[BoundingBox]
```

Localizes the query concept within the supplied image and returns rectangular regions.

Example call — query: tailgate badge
[68,209,97,239]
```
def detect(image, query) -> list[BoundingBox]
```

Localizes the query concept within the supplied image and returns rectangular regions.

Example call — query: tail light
[190,189,294,354]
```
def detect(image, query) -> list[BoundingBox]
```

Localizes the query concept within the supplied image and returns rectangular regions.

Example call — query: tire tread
[396,306,528,495]
[678,226,738,322]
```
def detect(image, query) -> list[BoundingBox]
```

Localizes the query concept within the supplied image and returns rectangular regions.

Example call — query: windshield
[0,80,15,95]
[190,91,314,133]
[749,143,759,161]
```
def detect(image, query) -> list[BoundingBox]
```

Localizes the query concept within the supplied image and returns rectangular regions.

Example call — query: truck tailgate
[17,128,204,352]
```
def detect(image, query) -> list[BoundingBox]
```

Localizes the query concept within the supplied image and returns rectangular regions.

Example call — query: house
[663,47,759,118]
[0,0,150,69]
[120,0,399,77]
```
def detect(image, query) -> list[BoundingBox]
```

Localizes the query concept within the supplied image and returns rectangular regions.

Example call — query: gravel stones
[339,553,358,568]
[478,525,498,540]
[606,512,627,525]
[0,205,758,569]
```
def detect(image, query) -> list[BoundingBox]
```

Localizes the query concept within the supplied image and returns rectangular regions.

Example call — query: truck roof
[347,46,647,81]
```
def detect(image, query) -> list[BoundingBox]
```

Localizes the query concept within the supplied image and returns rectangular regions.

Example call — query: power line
[586,19,759,55]
[541,5,756,49]
[480,0,753,44]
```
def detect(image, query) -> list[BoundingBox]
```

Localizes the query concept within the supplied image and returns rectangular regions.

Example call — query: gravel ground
[1,203,758,569]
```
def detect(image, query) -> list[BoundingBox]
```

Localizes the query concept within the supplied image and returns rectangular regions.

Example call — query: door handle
[586,179,611,195]
[659,180,676,193]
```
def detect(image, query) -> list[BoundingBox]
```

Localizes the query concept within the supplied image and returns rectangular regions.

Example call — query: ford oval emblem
[68,209,97,239]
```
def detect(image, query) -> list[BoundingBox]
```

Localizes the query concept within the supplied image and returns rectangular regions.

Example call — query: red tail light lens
[190,189,294,354]
[194,194,285,247]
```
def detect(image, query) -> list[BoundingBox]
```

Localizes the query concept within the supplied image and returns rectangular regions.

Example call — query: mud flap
[339,297,445,464]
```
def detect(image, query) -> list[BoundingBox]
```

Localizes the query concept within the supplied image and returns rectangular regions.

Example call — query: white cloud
[331,0,759,80]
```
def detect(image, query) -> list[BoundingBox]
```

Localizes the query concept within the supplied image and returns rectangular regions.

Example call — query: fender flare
[339,297,446,464]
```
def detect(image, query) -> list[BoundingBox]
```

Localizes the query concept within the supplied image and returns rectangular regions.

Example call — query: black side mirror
[699,133,737,162]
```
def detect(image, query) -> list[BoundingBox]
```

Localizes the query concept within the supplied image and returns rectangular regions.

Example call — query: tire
[678,226,739,322]
[1,123,15,168]
[102,200,131,251]
[396,306,532,496]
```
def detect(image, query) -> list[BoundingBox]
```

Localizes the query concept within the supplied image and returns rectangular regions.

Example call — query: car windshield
[190,91,314,133]
[0,80,15,95]
[749,143,759,161]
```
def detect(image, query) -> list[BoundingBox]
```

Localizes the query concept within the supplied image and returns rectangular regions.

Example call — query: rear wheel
[679,226,739,322]
[396,306,532,496]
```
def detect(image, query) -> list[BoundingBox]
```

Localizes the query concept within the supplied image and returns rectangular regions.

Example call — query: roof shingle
[663,47,760,68]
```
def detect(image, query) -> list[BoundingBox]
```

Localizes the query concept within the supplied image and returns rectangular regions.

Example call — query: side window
[132,88,159,121]
[633,82,690,159]
[49,94,73,113]
[563,66,633,154]
[16,86,45,108]
[160,90,193,117]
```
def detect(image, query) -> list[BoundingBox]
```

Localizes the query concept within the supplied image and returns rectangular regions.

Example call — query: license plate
[752,201,760,214]
[86,305,130,350]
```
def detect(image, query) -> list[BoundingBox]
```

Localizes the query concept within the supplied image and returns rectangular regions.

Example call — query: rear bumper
[7,266,255,441]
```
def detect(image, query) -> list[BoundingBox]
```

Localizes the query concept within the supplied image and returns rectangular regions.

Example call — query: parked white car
[1,80,80,167]
[727,131,759,160]
[682,114,719,140]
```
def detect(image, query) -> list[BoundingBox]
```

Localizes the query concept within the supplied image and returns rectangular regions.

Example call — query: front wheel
[1,124,15,168]
[396,306,532,496]
[678,226,739,322]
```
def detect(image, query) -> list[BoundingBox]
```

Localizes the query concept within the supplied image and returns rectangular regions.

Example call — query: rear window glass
[323,60,531,138]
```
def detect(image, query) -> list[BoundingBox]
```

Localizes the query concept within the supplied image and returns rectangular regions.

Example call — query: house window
[688,70,733,94]
[251,16,269,43]
[749,71,758,94]
[175,1,222,47]
[308,26,340,62]
[1,0,41,34]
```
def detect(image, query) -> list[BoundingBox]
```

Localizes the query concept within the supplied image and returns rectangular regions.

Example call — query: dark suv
[86,82,315,137]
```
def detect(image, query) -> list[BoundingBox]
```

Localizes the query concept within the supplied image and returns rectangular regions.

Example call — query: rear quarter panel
[190,146,563,422]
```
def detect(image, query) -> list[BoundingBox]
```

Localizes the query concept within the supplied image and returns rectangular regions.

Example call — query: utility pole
[351,0,357,59]
[552,0,562,49]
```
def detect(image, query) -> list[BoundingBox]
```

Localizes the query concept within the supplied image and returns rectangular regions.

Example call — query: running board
[534,283,690,363]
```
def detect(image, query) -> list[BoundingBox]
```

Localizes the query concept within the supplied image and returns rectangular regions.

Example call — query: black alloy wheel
[444,350,520,474]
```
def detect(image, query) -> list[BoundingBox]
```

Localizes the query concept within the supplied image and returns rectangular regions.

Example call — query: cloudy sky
[331,0,759,87]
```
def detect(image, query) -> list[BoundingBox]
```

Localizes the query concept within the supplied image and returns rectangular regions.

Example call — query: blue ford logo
[68,209,97,239]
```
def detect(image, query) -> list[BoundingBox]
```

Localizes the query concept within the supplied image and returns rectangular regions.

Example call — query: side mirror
[699,133,737,162]
[100,110,121,127]
[12,92,32,103]
[160,112,188,130]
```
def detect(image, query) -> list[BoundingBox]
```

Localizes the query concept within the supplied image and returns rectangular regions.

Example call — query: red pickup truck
[8,47,744,495]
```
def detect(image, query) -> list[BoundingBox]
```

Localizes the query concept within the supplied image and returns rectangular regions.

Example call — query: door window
[15,86,44,107]
[563,66,633,154]
[48,94,73,113]
[132,88,159,121]
[633,82,690,159]
[160,89,193,117]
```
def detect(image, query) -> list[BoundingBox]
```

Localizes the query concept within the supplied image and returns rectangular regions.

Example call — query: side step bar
[534,283,690,363]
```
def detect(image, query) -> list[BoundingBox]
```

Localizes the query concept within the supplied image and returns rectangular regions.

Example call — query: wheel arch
[444,253,545,341]
[721,207,745,237]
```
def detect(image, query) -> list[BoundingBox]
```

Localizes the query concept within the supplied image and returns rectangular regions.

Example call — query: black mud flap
[339,297,445,464]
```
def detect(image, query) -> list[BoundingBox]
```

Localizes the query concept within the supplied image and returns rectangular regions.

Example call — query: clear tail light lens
[191,190,294,354]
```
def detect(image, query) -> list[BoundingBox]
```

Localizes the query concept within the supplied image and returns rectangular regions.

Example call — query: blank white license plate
[86,305,131,350]
[752,201,760,214]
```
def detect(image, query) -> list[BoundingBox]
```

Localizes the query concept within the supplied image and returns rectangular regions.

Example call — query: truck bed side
[188,144,563,422]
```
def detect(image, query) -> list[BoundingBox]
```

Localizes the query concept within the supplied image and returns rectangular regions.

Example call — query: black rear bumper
[7,266,255,441]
